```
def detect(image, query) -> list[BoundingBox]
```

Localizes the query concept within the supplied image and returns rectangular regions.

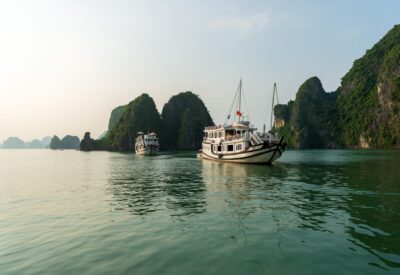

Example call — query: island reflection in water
[2,150,398,274]
[106,150,400,272]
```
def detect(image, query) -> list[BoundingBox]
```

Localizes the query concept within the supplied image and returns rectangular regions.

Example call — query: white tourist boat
[135,132,160,155]
[197,80,286,164]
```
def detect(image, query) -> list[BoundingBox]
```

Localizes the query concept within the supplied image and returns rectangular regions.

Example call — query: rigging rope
[224,80,241,125]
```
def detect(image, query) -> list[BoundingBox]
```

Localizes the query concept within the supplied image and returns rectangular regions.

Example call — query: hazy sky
[1,0,399,142]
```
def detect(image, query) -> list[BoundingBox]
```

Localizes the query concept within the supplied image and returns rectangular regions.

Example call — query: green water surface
[0,149,399,274]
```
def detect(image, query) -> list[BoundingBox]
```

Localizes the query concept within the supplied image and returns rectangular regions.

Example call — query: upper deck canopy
[204,122,257,132]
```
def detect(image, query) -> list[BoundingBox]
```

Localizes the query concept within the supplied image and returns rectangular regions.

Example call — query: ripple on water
[0,149,400,274]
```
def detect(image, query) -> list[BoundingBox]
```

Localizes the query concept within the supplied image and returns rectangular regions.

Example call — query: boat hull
[198,143,285,164]
[135,146,159,156]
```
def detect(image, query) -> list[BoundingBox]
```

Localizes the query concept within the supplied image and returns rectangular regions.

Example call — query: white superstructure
[135,132,160,155]
[197,80,286,164]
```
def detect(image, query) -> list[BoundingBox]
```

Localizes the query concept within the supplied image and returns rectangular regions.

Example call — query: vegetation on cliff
[102,93,162,151]
[275,77,338,148]
[337,24,400,148]
[275,24,400,149]
[80,132,105,151]
[81,91,213,152]
[108,105,127,132]
[161,91,213,150]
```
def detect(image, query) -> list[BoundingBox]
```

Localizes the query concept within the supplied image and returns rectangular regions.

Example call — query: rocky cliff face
[337,24,400,148]
[104,93,162,151]
[82,91,213,152]
[275,77,338,149]
[108,105,127,132]
[161,91,213,150]
[80,132,99,151]
[275,24,400,149]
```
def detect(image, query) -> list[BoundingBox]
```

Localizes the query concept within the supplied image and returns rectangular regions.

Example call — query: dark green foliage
[80,132,100,151]
[161,91,213,150]
[274,101,293,122]
[276,24,400,149]
[108,105,127,132]
[337,24,400,148]
[275,77,339,148]
[84,91,214,152]
[104,93,162,151]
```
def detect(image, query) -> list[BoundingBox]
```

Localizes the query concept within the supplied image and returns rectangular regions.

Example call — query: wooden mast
[238,78,242,122]
[270,83,277,131]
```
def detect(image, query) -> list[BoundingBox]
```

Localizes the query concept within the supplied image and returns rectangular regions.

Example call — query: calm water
[1,149,400,275]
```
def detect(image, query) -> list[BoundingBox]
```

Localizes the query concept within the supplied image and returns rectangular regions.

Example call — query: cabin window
[236,144,242,151]
[218,132,222,138]
[217,145,222,152]
[227,145,233,152]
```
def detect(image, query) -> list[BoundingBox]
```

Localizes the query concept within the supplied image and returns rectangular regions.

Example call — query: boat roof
[204,122,257,131]
[137,132,157,136]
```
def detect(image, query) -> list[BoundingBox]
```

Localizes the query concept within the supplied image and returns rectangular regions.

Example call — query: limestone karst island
[1,2,400,275]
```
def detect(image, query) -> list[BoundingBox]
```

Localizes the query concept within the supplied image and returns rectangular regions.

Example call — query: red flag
[236,111,242,117]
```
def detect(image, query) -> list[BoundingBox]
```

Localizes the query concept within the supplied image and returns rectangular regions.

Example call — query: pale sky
[1,0,399,142]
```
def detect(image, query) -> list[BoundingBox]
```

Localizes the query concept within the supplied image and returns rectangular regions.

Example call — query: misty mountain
[50,135,80,150]
[41,136,52,147]
[2,137,26,149]
[26,139,44,149]
[1,136,55,149]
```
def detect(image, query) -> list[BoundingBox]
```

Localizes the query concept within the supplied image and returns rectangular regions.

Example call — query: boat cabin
[202,122,258,154]
[136,132,159,147]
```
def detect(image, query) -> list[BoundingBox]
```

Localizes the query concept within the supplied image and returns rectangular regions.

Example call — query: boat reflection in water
[107,154,206,217]
[105,150,400,271]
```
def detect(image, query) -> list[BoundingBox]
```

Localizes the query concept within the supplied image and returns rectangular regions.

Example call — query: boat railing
[250,132,263,146]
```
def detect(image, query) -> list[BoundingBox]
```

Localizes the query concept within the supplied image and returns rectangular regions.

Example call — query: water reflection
[200,151,400,269]
[107,154,206,217]
[162,159,206,216]
[281,150,400,269]
[342,155,400,269]
[107,151,400,270]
